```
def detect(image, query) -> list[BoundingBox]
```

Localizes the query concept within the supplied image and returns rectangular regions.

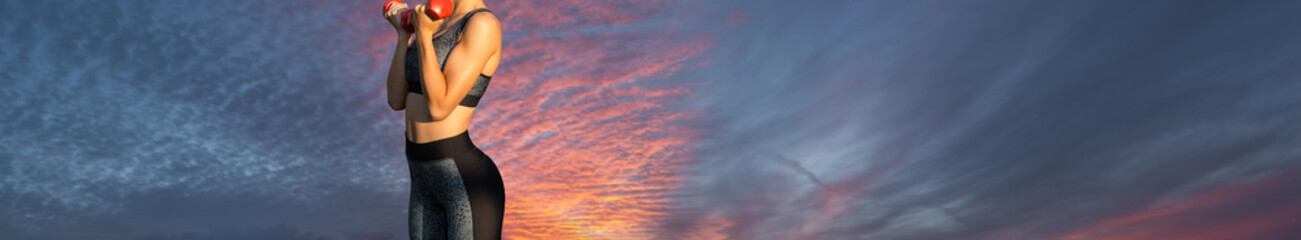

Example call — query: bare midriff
[405,93,476,143]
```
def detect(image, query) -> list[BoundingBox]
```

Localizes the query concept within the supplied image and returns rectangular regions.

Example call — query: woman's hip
[406,131,500,184]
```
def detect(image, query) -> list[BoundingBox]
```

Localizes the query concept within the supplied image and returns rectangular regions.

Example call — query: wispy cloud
[6,0,1301,239]
[662,0,1301,239]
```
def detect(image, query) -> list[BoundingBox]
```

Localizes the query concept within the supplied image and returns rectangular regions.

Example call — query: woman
[381,0,504,239]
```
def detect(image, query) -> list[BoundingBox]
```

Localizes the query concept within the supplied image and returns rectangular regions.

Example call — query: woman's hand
[412,4,444,38]
[383,2,410,36]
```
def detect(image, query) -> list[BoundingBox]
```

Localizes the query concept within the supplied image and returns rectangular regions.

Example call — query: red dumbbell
[383,0,402,13]
[385,0,455,33]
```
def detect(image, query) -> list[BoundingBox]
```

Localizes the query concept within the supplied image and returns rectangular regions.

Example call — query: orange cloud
[473,1,714,239]
[336,0,719,238]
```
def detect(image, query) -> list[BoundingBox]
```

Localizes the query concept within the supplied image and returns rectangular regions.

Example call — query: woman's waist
[406,129,480,160]
[405,103,475,134]
[406,113,472,138]
[407,118,469,139]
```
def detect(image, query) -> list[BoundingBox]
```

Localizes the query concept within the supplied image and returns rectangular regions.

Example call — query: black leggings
[406,131,505,240]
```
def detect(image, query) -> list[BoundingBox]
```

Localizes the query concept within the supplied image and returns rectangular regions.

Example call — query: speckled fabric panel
[404,45,424,94]
[408,157,474,240]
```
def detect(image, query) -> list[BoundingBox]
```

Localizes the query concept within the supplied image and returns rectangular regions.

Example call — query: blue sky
[3,0,1301,239]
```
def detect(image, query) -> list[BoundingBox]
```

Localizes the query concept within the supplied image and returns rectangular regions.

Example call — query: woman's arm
[383,2,412,111]
[414,8,501,120]
[385,34,411,110]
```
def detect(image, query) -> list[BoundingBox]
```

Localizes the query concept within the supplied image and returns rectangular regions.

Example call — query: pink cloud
[1056,168,1301,240]
[330,0,720,237]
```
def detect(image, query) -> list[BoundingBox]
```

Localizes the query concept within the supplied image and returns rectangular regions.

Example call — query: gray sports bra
[405,8,493,107]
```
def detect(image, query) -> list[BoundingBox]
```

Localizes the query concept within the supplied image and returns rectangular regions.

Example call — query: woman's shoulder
[464,9,500,31]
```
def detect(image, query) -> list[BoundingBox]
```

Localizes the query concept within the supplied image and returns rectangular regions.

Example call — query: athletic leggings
[406,130,505,240]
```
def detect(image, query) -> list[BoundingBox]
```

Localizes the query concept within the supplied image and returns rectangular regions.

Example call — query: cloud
[7,0,1301,239]
[459,0,717,238]
[1055,169,1301,240]
[1,0,414,237]
[133,224,397,240]
[3,0,719,239]
[662,0,1301,239]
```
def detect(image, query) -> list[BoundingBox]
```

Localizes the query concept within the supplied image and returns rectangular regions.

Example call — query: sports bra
[406,8,494,108]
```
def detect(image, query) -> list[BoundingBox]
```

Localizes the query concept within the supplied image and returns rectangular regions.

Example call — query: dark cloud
[2,0,411,238]
[133,224,397,240]
[667,0,1301,239]
[7,0,1301,239]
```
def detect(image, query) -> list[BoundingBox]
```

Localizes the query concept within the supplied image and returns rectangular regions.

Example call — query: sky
[2,0,1301,239]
